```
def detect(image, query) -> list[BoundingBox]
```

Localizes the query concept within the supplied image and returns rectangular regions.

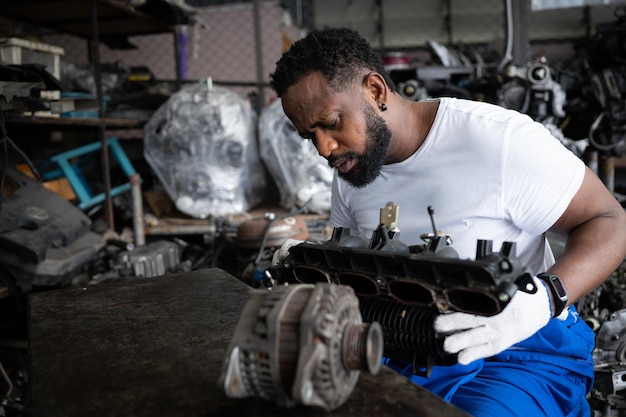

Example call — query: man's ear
[363,72,388,107]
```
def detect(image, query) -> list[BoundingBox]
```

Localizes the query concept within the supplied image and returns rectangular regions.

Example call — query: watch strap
[537,273,568,318]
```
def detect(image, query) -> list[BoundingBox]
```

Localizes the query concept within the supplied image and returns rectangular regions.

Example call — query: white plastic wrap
[143,80,267,218]
[258,98,333,213]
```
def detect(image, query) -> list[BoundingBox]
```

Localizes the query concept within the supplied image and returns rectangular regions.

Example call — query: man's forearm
[549,213,626,304]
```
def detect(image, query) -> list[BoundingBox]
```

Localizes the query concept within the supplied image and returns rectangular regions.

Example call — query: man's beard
[328,105,392,188]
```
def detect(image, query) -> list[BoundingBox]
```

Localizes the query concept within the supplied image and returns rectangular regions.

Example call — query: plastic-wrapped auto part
[258,98,333,213]
[144,79,267,218]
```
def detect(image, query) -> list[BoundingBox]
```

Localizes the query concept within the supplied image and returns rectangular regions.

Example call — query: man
[269,27,626,416]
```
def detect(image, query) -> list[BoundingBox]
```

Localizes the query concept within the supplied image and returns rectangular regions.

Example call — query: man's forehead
[284,72,328,99]
[282,74,329,115]
[283,72,360,108]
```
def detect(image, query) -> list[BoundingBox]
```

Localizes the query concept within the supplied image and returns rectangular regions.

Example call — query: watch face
[551,277,567,299]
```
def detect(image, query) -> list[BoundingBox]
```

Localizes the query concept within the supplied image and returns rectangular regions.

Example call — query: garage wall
[43,1,289,104]
[314,0,506,48]
[39,0,626,105]
[314,0,625,46]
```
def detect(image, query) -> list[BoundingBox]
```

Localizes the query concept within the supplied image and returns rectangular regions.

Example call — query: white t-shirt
[330,97,585,274]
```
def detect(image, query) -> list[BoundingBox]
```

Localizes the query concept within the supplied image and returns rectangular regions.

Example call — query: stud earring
[381,103,388,112]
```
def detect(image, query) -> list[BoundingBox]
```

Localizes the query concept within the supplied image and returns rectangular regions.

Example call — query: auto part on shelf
[266,202,533,372]
[578,6,626,158]
[219,282,383,411]
[0,168,104,292]
[88,239,188,284]
[117,239,183,278]
[588,66,626,155]
[593,309,626,366]
[498,59,567,123]
[590,364,626,414]
[547,235,626,416]
[588,307,626,415]
[258,98,334,213]
[0,168,92,263]
[143,78,267,218]
[0,230,105,292]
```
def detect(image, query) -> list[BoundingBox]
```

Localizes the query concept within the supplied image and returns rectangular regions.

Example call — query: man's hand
[433,275,553,365]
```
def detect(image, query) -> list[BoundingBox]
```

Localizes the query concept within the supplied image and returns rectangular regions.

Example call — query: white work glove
[433,275,552,365]
[271,239,305,266]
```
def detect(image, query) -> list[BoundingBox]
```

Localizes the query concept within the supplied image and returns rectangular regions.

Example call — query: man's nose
[314,131,338,158]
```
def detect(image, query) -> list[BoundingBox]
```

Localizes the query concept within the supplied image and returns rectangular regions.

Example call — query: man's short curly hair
[269,27,395,97]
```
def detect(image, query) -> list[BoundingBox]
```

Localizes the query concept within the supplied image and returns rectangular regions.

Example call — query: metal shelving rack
[0,0,194,229]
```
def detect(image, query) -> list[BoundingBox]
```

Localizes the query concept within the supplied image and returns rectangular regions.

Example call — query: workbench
[28,268,470,417]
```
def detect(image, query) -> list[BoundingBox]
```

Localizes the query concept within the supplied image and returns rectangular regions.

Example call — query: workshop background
[1,0,626,416]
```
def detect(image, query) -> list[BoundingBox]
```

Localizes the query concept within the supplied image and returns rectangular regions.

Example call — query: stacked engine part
[267,203,533,373]
[591,310,626,416]
[498,59,567,124]
[0,168,105,293]
[219,282,383,411]
[258,98,334,213]
[87,239,189,285]
[578,6,626,157]
[577,258,626,417]
[143,78,267,218]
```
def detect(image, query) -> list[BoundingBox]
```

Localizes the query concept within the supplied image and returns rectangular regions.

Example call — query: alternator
[218,283,383,411]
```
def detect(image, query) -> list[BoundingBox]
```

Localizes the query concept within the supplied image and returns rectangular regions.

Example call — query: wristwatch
[537,273,569,318]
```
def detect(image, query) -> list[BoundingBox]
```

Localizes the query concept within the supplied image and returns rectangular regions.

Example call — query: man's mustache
[327,151,358,168]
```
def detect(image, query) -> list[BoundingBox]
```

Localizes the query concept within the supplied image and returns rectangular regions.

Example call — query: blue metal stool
[44,137,138,210]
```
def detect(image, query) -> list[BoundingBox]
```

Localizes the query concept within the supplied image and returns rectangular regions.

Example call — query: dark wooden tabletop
[28,268,470,417]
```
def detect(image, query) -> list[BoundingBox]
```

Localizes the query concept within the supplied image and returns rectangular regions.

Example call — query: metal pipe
[498,0,514,72]
[252,0,265,109]
[445,0,452,45]
[173,27,182,89]
[131,174,145,246]
[511,0,529,67]
[89,0,114,230]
